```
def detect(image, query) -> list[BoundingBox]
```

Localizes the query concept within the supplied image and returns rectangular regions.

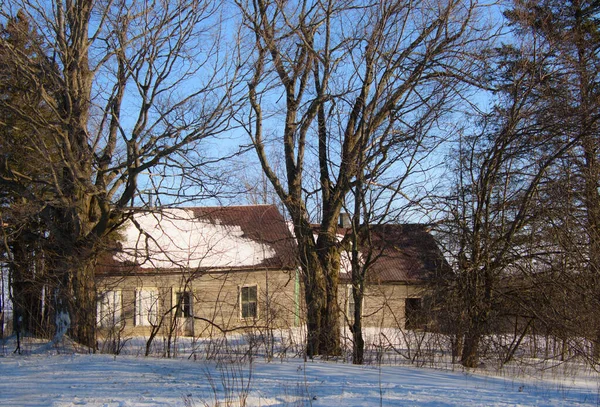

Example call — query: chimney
[147,192,154,209]
[339,212,351,228]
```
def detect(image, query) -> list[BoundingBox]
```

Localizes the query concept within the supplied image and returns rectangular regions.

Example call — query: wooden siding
[96,268,299,338]
[97,272,427,341]
[338,283,426,329]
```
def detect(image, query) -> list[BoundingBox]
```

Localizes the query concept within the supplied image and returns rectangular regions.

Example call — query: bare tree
[438,34,584,366]
[0,0,240,347]
[236,0,490,356]
[342,123,445,364]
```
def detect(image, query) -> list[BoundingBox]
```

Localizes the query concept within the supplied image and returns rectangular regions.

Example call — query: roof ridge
[130,204,278,211]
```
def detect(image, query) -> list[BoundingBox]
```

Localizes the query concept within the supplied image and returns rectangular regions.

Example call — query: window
[405,298,425,330]
[135,288,159,326]
[97,290,122,328]
[240,285,258,319]
[348,294,355,319]
[175,291,192,318]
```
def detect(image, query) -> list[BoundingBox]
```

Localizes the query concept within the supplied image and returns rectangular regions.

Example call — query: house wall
[97,271,426,342]
[190,268,299,336]
[338,282,426,329]
[96,268,299,339]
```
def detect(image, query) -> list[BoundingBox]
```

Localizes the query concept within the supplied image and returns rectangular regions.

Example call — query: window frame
[240,284,258,320]
[135,288,159,327]
[405,297,425,330]
[96,290,122,328]
[174,290,192,318]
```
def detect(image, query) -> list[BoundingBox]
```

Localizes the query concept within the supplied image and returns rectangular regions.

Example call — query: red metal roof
[338,224,449,284]
[98,205,446,283]
[188,205,298,270]
[97,205,297,275]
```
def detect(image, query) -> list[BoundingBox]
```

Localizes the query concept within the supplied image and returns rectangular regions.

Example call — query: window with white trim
[97,290,122,328]
[240,285,258,319]
[135,288,159,326]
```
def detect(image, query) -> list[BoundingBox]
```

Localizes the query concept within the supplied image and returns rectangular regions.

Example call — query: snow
[0,338,598,406]
[116,209,277,269]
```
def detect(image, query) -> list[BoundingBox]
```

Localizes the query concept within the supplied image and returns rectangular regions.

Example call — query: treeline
[432,0,600,368]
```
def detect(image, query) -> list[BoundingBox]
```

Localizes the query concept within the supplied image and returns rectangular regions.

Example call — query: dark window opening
[405,298,425,330]
[176,291,192,318]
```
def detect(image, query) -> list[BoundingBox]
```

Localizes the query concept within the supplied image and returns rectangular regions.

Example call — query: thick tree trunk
[296,224,341,358]
[52,272,71,344]
[71,262,97,349]
[460,270,489,368]
[49,257,96,349]
[461,329,481,368]
[302,255,341,358]
[320,244,341,358]
[320,294,340,357]
[304,269,326,358]
[46,201,99,349]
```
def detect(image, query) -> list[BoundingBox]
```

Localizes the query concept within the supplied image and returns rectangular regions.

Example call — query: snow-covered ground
[0,338,598,406]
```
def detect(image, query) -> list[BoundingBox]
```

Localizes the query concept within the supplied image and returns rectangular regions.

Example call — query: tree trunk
[48,258,96,349]
[460,274,487,368]
[295,223,341,358]
[461,329,481,368]
[304,269,326,358]
[302,254,341,358]
[46,201,99,349]
[319,243,341,358]
[10,238,49,338]
[352,292,365,365]
[71,262,97,349]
